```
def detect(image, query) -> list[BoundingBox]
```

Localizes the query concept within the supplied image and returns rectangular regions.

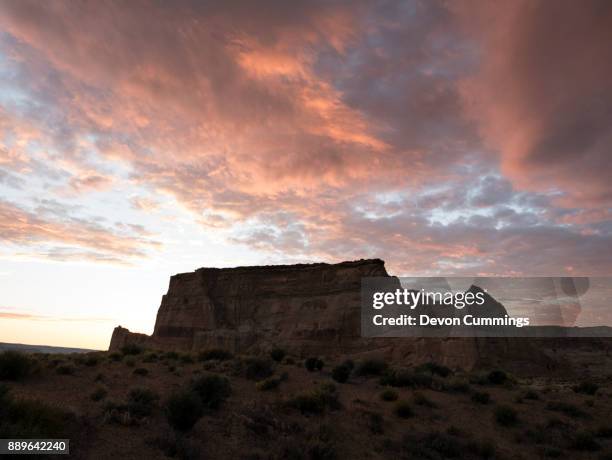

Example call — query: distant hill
[0,342,98,354]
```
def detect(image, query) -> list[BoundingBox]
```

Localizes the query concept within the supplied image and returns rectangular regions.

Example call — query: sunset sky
[1,1,611,349]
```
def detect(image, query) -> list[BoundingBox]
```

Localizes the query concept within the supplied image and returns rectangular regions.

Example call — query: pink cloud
[458,0,612,208]
[0,199,159,262]
[0,1,610,275]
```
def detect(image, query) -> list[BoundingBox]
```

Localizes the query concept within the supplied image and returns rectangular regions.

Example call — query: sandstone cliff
[109,259,556,372]
[111,259,388,353]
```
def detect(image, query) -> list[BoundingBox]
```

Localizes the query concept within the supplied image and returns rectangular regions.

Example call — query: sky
[0,0,611,349]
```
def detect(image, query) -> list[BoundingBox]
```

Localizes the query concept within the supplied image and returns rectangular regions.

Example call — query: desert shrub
[394,401,414,418]
[413,392,437,408]
[409,430,495,459]
[421,431,464,457]
[305,357,324,372]
[0,389,77,438]
[366,411,384,435]
[0,351,32,381]
[121,344,143,356]
[284,357,296,365]
[572,381,599,396]
[133,367,148,376]
[269,347,286,362]
[469,373,490,385]
[596,426,612,438]
[342,359,355,371]
[546,401,587,419]
[56,364,75,375]
[286,384,340,415]
[124,357,136,368]
[47,357,63,368]
[471,391,491,404]
[467,439,496,458]
[355,359,387,377]
[153,431,201,460]
[244,357,274,380]
[179,353,194,364]
[165,390,203,432]
[102,400,130,425]
[197,348,233,362]
[142,351,159,363]
[380,389,398,402]
[331,364,351,383]
[240,404,281,436]
[256,376,282,391]
[90,386,108,402]
[191,374,231,409]
[308,441,337,460]
[494,405,518,426]
[94,373,104,382]
[443,377,470,393]
[523,389,540,400]
[416,362,453,378]
[108,352,122,362]
[78,354,99,367]
[164,351,180,360]
[487,370,508,385]
[380,368,433,388]
[571,431,600,451]
[127,387,159,417]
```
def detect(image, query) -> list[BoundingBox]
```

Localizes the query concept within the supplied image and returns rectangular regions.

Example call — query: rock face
[110,259,388,353]
[109,259,557,372]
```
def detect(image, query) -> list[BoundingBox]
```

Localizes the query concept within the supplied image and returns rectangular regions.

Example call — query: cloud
[458,0,612,208]
[0,1,610,275]
[0,309,114,322]
[0,199,159,262]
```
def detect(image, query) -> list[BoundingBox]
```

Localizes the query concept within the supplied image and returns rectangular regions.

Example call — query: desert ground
[1,342,612,460]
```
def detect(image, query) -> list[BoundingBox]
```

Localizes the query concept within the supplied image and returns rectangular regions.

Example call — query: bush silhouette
[305,357,324,372]
[355,359,387,377]
[244,357,274,380]
[121,344,143,356]
[487,370,508,385]
[270,347,286,362]
[197,349,233,362]
[166,390,203,432]
[191,374,231,409]
[256,376,282,391]
[416,362,452,378]
[471,391,491,405]
[56,364,75,375]
[331,364,351,383]
[394,401,414,418]
[0,386,77,438]
[287,384,340,415]
[573,381,599,396]
[380,389,398,402]
[0,351,33,381]
[127,387,159,417]
[494,405,518,426]
[90,386,108,402]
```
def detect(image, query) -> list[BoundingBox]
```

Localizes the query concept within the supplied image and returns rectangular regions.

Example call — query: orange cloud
[0,200,159,262]
[0,1,610,276]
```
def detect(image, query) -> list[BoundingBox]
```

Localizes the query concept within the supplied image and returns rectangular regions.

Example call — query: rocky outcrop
[110,259,388,353]
[109,259,557,372]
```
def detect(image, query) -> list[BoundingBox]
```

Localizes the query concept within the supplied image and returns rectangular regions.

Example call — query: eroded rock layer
[109,259,557,371]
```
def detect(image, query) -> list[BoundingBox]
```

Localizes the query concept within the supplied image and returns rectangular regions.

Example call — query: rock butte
[109,259,556,372]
